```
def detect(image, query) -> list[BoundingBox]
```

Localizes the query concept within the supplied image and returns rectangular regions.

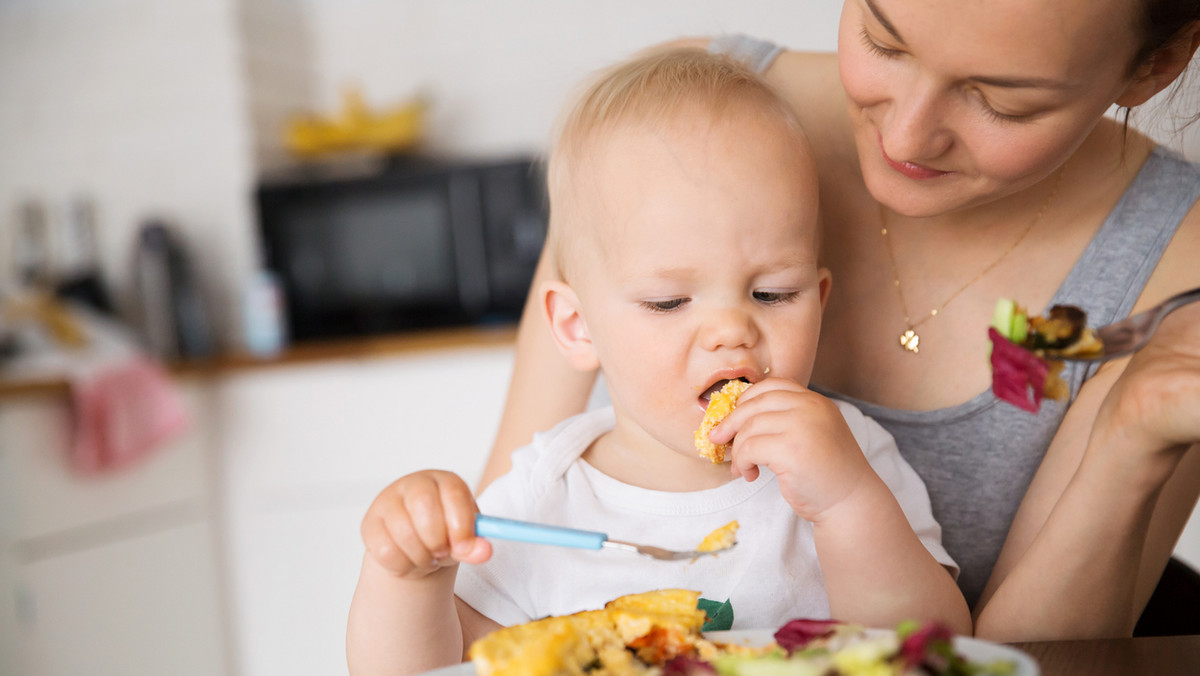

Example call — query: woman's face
[838,0,1145,216]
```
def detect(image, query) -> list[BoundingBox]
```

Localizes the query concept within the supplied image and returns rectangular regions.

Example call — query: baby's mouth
[699,377,750,406]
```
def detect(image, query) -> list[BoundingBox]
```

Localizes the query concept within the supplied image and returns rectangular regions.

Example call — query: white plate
[418,627,1040,675]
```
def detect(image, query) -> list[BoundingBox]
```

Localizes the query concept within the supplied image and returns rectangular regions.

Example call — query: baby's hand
[360,470,492,579]
[709,378,873,522]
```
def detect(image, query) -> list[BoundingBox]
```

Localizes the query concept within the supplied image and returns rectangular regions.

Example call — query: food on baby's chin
[468,590,1018,675]
[696,520,739,554]
[695,380,750,463]
[988,298,1103,413]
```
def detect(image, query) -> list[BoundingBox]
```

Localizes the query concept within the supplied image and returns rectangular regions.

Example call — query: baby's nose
[700,308,759,351]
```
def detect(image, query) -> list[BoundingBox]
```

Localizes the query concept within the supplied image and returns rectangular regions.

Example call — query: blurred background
[0,2,1197,676]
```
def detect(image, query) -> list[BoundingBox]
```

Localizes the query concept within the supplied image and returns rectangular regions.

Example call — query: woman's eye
[859,26,902,59]
[753,290,799,305]
[972,89,1038,124]
[640,298,689,313]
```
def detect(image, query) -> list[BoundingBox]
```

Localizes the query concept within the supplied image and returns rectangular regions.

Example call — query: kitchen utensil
[1060,285,1200,362]
[474,514,732,561]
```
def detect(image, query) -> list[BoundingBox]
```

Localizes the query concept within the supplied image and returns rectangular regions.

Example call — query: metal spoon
[474,514,734,561]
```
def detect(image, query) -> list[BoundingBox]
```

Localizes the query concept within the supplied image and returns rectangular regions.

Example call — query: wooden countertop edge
[0,324,518,399]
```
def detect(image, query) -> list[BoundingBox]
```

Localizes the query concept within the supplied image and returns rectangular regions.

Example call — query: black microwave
[255,156,548,342]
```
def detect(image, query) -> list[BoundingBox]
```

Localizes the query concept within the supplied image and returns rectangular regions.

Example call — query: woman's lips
[879,137,950,180]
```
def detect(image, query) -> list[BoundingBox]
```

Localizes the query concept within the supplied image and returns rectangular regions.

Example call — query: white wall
[295,0,841,158]
[0,0,256,344]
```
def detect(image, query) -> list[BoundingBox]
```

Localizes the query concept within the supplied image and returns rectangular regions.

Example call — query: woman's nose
[699,307,760,351]
[881,77,953,162]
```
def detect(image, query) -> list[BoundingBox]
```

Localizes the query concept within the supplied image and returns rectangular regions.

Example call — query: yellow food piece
[469,589,708,676]
[695,380,750,463]
[697,520,739,553]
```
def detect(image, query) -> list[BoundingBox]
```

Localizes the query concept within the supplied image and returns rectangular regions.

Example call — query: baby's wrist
[808,469,888,528]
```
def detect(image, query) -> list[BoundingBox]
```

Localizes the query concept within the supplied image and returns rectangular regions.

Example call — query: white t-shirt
[455,403,956,630]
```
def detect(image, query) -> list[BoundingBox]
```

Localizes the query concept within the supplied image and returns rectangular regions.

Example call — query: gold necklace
[880,166,1065,354]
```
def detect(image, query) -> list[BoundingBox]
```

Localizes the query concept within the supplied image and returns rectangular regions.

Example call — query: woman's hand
[709,378,874,522]
[1093,302,1200,475]
[360,470,492,579]
[975,303,1200,640]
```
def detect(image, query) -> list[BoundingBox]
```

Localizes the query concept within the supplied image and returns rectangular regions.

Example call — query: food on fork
[988,298,1104,413]
[696,520,739,554]
[695,379,751,463]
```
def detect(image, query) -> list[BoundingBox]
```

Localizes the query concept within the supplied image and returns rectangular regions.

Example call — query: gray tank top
[712,34,1200,606]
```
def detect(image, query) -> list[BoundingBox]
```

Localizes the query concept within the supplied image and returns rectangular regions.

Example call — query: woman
[481,0,1200,641]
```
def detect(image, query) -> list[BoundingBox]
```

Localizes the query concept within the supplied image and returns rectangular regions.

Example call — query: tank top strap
[707,34,783,74]
[1053,146,1200,323]
[1050,146,1200,381]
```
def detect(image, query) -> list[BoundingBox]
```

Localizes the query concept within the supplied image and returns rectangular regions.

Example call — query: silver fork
[475,514,734,561]
[1059,285,1200,362]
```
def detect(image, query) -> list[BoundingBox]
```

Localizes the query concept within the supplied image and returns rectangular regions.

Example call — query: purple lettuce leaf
[661,655,716,675]
[773,618,843,655]
[898,622,954,669]
[988,327,1049,413]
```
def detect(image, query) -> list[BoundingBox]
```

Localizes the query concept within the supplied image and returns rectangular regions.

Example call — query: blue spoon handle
[475,514,607,550]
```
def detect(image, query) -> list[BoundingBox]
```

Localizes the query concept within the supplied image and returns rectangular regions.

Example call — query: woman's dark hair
[1121,0,1200,131]
[1133,0,1200,68]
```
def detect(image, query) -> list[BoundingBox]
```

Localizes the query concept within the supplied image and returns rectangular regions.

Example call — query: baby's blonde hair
[545,47,809,281]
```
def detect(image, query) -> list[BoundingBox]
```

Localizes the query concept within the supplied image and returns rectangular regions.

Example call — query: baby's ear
[817,267,833,311]
[541,280,600,371]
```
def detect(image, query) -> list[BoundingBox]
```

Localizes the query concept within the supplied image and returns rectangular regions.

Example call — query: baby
[346,48,969,676]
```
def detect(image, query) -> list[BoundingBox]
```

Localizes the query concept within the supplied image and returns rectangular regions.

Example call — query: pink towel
[69,356,190,474]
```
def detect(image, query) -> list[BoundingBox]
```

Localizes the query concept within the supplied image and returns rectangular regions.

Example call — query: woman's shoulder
[1140,144,1200,309]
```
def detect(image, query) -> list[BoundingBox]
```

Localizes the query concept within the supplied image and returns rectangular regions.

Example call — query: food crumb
[697,520,739,553]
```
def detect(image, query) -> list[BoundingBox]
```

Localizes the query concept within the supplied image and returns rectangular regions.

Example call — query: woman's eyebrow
[969,74,1071,90]
[865,0,905,45]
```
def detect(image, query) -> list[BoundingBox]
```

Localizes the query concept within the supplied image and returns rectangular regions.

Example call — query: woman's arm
[478,248,597,493]
[975,206,1200,641]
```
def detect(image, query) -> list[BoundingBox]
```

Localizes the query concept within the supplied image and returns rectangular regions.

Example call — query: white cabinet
[0,385,230,676]
[0,335,515,676]
[11,523,229,676]
[214,343,514,676]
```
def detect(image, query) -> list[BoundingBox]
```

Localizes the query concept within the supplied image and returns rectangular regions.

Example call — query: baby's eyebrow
[638,266,696,282]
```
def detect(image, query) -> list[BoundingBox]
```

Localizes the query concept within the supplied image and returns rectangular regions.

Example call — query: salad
[988,298,1103,412]
[666,618,1017,676]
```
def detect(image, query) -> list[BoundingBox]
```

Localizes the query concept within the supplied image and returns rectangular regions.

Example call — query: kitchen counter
[0,324,518,399]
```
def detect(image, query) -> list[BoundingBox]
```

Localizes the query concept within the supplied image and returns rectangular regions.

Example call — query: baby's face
[568,104,828,460]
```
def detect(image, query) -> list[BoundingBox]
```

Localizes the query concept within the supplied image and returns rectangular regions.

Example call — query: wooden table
[1014,635,1200,675]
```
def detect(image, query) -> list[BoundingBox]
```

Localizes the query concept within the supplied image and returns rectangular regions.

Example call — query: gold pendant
[899,329,920,353]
